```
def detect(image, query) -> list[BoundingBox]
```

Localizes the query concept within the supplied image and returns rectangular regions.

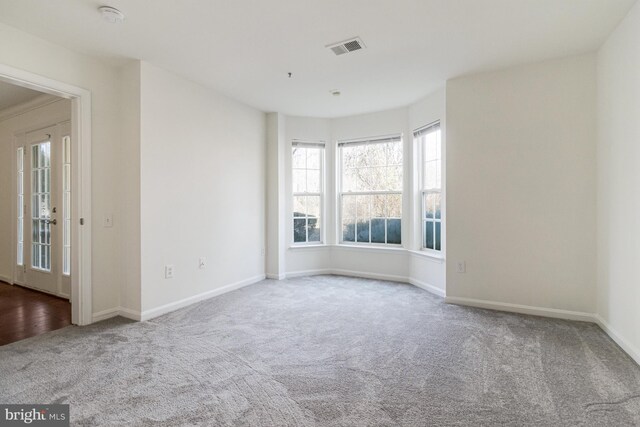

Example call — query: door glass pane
[31,141,51,271]
[16,147,24,266]
[62,136,71,275]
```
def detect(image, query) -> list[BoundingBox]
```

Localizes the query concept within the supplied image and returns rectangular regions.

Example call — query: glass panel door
[31,141,52,271]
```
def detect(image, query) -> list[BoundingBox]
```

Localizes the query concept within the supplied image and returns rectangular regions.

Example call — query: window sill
[288,244,328,250]
[409,250,445,262]
[332,244,406,254]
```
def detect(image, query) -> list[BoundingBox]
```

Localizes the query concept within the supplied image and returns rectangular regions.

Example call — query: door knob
[46,219,57,225]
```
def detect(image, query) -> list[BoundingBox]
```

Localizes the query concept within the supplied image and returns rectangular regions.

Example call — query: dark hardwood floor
[0,281,71,346]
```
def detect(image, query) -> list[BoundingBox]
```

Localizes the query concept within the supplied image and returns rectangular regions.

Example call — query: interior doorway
[0,62,93,332]
[0,81,73,345]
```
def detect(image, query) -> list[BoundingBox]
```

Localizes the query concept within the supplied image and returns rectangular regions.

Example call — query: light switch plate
[198,258,206,269]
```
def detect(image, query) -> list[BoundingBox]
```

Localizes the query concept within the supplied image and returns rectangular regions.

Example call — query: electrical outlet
[104,214,113,228]
[198,257,206,269]
[456,261,466,274]
[165,265,174,279]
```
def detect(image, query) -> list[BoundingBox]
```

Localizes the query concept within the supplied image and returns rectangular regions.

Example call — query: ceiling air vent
[327,37,366,56]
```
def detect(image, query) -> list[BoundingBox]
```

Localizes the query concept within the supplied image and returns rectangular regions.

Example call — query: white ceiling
[0,0,635,118]
[0,80,43,111]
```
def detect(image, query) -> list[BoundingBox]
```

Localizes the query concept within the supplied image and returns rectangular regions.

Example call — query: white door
[19,124,71,296]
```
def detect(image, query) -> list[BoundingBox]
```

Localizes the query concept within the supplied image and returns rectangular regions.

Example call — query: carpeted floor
[1,275,639,426]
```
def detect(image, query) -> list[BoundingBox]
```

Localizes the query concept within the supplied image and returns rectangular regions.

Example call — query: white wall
[596,1,640,362]
[139,62,266,315]
[0,23,123,315]
[0,97,71,283]
[446,54,597,314]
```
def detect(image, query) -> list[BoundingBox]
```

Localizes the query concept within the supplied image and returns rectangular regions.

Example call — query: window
[17,147,24,266]
[62,135,71,275]
[292,142,324,244]
[339,136,402,245]
[415,122,442,251]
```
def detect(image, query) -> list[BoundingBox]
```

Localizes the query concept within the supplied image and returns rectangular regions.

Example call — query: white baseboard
[330,269,409,284]
[444,296,596,323]
[409,278,446,298]
[118,307,142,321]
[92,306,142,323]
[594,315,640,366]
[140,274,266,321]
[285,269,333,279]
[92,307,121,322]
[0,274,13,284]
[266,273,286,280]
[282,269,445,298]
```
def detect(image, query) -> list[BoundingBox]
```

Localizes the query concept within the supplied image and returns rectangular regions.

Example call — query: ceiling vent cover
[327,37,366,56]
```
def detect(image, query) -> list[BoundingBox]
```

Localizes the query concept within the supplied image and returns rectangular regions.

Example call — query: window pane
[356,219,370,243]
[371,218,386,243]
[387,219,401,244]
[342,195,356,219]
[307,148,320,170]
[435,222,442,251]
[293,196,306,217]
[292,147,305,168]
[356,195,370,219]
[292,170,306,193]
[308,218,321,242]
[343,220,355,242]
[307,196,320,219]
[32,145,38,168]
[293,219,306,242]
[307,169,320,193]
[425,221,434,249]
[372,194,386,218]
[387,194,402,218]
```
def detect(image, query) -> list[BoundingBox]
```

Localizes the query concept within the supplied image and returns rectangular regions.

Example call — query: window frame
[337,134,403,247]
[415,122,443,254]
[291,141,325,246]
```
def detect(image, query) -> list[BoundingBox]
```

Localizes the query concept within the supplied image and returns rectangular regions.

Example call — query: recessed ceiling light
[98,6,125,24]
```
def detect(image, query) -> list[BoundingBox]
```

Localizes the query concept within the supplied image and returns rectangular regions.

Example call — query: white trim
[0,63,92,326]
[409,250,445,263]
[444,296,595,322]
[594,315,640,366]
[330,269,408,283]
[0,275,13,284]
[118,307,142,321]
[92,307,121,323]
[91,307,142,323]
[288,244,328,251]
[331,244,406,254]
[140,274,266,321]
[409,277,445,298]
[0,94,60,122]
[285,269,333,278]
[266,273,287,280]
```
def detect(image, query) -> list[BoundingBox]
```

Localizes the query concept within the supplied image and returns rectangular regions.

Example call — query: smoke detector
[326,37,366,56]
[98,6,125,24]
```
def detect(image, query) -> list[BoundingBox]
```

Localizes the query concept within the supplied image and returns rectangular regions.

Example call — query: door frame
[1,63,92,326]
